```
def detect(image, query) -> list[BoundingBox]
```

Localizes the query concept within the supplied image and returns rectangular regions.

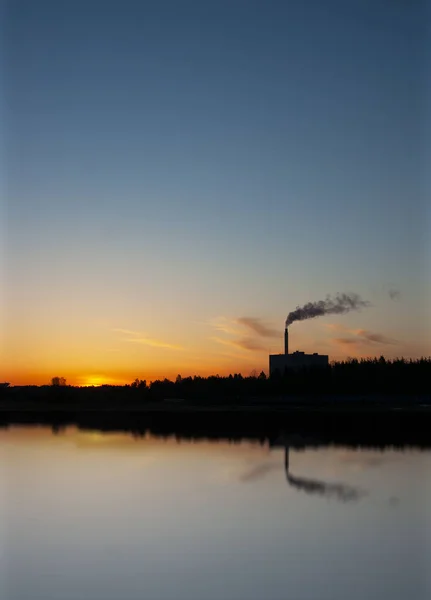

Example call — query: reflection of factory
[269,327,328,375]
[283,445,363,501]
[267,435,363,501]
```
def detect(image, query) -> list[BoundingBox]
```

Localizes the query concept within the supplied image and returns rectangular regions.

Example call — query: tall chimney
[284,327,289,355]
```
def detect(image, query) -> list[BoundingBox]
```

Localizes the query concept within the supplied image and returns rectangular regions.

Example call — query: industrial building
[269,327,329,375]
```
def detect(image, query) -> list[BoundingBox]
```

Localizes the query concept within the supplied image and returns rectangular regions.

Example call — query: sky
[1,0,430,385]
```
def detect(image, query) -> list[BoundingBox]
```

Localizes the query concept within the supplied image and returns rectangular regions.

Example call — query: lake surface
[1,426,430,600]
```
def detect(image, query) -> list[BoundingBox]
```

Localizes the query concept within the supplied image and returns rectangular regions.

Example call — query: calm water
[1,427,430,600]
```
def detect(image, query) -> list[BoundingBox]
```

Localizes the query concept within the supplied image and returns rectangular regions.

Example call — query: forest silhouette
[1,356,430,402]
[1,357,430,448]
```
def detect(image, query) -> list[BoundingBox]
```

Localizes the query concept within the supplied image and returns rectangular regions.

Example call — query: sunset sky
[2,0,430,386]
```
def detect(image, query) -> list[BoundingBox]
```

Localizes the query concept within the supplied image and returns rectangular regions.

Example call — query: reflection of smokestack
[284,327,289,355]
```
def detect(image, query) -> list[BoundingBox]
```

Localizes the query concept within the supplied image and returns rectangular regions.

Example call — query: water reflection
[1,425,430,600]
[0,406,430,449]
[284,446,366,502]
[238,444,366,502]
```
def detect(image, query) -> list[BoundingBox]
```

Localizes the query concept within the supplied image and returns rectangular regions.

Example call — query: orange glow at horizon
[1,314,427,387]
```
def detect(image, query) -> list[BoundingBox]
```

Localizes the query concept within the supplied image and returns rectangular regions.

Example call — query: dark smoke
[286,293,370,327]
[388,289,400,301]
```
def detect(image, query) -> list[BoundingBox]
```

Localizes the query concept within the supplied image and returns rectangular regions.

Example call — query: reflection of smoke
[239,449,366,502]
[286,473,365,501]
[239,462,278,482]
[285,293,370,327]
[388,289,400,301]
[285,448,366,503]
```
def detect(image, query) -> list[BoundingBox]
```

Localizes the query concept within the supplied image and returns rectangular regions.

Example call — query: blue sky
[2,0,430,383]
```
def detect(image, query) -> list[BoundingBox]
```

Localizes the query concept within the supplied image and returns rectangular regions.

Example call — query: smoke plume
[286,293,370,327]
[388,289,400,301]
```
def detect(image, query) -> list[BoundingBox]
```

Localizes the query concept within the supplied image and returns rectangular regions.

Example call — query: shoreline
[1,400,430,449]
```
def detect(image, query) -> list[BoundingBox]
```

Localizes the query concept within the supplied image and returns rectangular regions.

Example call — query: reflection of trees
[284,447,365,502]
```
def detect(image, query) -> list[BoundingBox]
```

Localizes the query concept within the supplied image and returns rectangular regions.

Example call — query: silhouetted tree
[1,357,429,407]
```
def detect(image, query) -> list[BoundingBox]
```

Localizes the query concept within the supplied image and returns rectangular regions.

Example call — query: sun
[81,375,106,387]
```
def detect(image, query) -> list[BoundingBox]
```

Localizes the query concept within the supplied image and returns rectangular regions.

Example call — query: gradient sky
[2,0,430,385]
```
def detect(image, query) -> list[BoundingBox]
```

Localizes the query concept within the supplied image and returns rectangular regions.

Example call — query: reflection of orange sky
[3,425,426,511]
[0,426,270,458]
[1,426,420,488]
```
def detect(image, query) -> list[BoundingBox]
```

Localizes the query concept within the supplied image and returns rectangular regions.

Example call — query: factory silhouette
[269,326,329,376]
[270,292,371,375]
[1,293,430,397]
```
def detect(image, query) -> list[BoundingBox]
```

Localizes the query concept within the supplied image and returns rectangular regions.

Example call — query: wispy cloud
[208,317,243,336]
[354,329,398,345]
[333,337,358,347]
[236,317,279,338]
[332,330,398,348]
[235,338,266,351]
[326,323,398,348]
[323,323,348,333]
[113,328,141,337]
[210,336,266,352]
[209,316,277,353]
[113,329,183,350]
[127,338,183,350]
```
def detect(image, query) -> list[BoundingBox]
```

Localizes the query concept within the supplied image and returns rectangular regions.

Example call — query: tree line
[1,357,430,405]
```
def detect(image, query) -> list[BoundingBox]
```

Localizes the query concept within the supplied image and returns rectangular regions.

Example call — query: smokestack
[284,327,289,355]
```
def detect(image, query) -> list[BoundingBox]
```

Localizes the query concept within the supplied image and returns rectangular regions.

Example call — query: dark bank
[2,358,430,447]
